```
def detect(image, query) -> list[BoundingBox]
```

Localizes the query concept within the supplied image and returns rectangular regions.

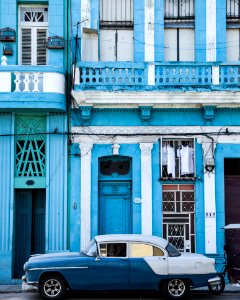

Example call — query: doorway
[13,189,46,278]
[98,156,132,235]
[224,159,240,269]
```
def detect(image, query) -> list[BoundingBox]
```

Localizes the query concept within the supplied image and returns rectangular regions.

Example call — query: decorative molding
[112,143,120,155]
[202,105,216,124]
[139,106,152,125]
[80,106,92,125]
[139,143,153,156]
[79,142,93,156]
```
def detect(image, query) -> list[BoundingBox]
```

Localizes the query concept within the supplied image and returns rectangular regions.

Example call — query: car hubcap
[44,279,61,297]
[168,279,185,297]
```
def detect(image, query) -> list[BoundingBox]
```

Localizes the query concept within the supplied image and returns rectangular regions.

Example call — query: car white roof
[94,234,168,248]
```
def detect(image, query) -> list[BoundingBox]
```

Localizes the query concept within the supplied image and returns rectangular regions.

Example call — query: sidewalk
[0,283,239,294]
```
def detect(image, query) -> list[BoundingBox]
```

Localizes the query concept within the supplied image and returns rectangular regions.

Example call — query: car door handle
[158,257,166,260]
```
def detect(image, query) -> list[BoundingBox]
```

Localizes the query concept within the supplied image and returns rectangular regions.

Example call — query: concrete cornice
[72,90,240,108]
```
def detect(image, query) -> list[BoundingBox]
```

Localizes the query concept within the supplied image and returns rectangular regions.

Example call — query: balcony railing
[0,65,65,94]
[75,62,240,91]
[0,62,66,111]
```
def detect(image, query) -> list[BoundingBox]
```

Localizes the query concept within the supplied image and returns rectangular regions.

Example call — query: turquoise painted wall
[134,0,145,62]
[0,113,14,284]
[46,113,68,251]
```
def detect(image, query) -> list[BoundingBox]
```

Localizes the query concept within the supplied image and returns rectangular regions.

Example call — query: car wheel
[39,275,67,299]
[208,273,225,295]
[163,279,189,300]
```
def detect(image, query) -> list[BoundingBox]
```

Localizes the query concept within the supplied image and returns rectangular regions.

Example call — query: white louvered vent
[21,28,32,65]
[37,29,47,65]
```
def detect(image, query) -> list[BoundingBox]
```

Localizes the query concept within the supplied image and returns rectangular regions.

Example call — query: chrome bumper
[22,275,38,287]
[208,276,222,287]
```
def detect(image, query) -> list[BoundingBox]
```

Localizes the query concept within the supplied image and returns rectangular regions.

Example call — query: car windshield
[166,243,181,257]
[82,239,97,256]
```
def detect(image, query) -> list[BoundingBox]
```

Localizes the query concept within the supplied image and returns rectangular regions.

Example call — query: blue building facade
[0,0,69,283]
[71,0,240,268]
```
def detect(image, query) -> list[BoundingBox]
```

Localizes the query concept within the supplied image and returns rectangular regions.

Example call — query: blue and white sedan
[23,234,223,299]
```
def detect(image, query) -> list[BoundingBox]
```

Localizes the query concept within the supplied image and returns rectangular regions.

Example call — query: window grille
[161,138,195,179]
[227,0,240,19]
[165,0,195,20]
[20,6,48,23]
[162,184,195,252]
[15,116,46,177]
[100,0,133,27]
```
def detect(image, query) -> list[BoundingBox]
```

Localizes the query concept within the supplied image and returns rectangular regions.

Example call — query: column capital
[139,143,153,155]
[79,142,93,157]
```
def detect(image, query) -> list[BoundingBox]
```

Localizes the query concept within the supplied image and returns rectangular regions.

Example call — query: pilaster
[202,138,217,254]
[79,142,93,249]
[139,143,153,235]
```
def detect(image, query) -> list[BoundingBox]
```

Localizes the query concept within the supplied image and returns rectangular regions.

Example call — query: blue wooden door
[13,190,45,278]
[99,181,132,234]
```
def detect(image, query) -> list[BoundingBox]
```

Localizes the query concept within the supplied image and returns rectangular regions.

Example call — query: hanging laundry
[178,145,194,176]
[167,145,175,177]
[162,144,168,166]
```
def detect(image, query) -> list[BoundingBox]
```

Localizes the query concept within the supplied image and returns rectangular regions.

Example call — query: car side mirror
[95,255,100,261]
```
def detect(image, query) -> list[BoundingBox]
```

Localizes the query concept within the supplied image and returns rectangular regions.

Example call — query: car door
[129,242,168,289]
[88,242,129,290]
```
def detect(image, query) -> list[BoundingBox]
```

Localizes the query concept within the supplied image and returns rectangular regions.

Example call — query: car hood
[28,252,84,262]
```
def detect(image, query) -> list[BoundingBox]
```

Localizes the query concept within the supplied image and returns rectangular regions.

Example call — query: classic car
[22,234,223,300]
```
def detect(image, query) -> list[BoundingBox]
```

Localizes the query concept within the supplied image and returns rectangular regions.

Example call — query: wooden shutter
[164,28,177,61]
[37,29,47,65]
[21,28,32,65]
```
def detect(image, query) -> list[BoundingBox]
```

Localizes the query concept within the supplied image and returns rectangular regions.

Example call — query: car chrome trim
[208,276,221,287]
[29,266,88,271]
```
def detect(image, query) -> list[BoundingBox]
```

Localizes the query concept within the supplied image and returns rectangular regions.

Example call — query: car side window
[99,243,127,257]
[130,243,164,258]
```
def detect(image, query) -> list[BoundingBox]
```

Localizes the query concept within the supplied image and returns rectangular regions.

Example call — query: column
[145,0,155,62]
[202,140,217,254]
[140,143,153,235]
[206,0,216,61]
[79,142,93,250]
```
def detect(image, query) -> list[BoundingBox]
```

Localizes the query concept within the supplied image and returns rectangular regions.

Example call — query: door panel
[225,176,240,268]
[13,189,46,278]
[164,28,177,61]
[13,190,32,278]
[179,29,195,61]
[117,30,133,61]
[32,190,45,254]
[100,29,116,61]
[99,181,132,234]
[227,29,239,61]
[88,257,129,290]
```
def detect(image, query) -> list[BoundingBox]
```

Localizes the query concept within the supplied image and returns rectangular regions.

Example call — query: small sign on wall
[205,212,216,218]
[0,27,16,42]
[47,36,64,49]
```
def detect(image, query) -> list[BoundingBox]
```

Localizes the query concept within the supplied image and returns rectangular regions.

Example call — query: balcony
[0,64,66,111]
[74,62,240,91]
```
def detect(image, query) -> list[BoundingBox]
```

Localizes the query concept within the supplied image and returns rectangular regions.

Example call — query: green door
[13,189,45,278]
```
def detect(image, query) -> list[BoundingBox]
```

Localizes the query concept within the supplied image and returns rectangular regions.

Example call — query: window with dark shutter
[37,29,47,65]
[21,28,32,65]
[19,6,48,65]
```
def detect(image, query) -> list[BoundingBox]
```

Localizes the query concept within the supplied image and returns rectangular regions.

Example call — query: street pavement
[0,291,240,300]
[0,284,240,300]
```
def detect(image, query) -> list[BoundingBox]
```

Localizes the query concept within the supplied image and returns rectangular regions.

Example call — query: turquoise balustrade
[76,62,240,91]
